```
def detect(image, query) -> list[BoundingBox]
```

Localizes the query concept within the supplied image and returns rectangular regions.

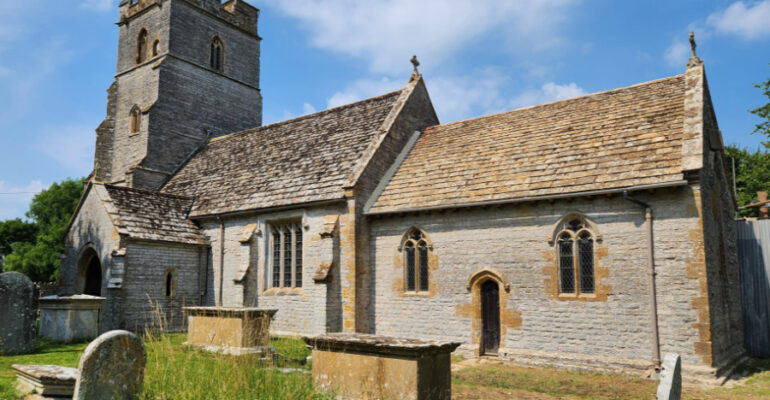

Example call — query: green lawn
[0,334,329,400]
[4,336,770,400]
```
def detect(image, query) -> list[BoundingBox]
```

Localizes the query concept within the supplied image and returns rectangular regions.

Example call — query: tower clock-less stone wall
[94,0,262,190]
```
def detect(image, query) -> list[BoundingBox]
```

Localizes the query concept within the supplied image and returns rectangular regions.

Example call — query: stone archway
[78,247,102,296]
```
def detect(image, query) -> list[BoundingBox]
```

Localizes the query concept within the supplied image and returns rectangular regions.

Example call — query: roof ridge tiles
[208,89,404,145]
[424,74,685,131]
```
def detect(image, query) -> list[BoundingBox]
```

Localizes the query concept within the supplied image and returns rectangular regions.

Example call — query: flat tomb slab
[38,295,104,343]
[304,333,461,400]
[13,364,78,398]
[184,307,277,352]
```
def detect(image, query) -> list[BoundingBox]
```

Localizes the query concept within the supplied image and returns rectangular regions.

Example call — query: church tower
[93,0,262,189]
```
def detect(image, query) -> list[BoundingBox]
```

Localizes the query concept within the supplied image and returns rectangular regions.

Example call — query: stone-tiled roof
[163,90,403,217]
[369,75,687,213]
[100,185,207,245]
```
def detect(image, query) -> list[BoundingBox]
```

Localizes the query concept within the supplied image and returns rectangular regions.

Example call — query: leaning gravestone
[73,330,147,400]
[0,271,39,355]
[657,353,682,400]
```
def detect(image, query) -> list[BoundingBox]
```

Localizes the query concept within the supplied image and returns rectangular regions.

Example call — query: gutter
[365,180,688,216]
[623,190,662,371]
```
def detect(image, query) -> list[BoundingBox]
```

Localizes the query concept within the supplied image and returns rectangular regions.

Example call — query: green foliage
[0,219,37,269]
[2,178,83,281]
[751,68,770,144]
[725,145,770,218]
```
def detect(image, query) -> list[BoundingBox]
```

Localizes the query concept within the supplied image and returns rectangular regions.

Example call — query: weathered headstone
[0,271,39,355]
[657,353,682,400]
[73,330,147,400]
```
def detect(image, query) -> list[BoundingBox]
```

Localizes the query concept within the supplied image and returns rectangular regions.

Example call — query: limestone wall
[368,188,713,371]
[198,202,347,336]
[122,241,205,331]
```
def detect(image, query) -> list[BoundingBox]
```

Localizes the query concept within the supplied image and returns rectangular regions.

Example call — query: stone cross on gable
[410,55,420,71]
[689,31,697,58]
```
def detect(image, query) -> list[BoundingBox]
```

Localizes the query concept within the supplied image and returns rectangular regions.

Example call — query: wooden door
[481,280,500,355]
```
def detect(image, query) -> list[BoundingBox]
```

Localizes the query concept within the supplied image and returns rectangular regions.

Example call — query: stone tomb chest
[184,307,277,355]
[39,295,105,343]
[303,333,461,400]
[12,364,78,399]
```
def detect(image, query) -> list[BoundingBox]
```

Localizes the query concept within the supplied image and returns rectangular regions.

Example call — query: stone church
[61,0,744,379]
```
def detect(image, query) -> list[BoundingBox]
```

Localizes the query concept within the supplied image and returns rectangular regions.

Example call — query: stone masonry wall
[61,187,122,331]
[368,188,711,372]
[122,241,205,331]
[198,202,348,336]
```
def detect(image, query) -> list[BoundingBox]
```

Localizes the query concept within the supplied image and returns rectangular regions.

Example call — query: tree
[3,178,83,281]
[725,145,770,218]
[0,219,37,271]
[751,68,770,145]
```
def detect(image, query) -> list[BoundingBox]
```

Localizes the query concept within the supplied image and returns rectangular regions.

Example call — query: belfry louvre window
[209,37,224,71]
[402,228,431,292]
[270,222,303,288]
[136,29,148,64]
[556,218,595,294]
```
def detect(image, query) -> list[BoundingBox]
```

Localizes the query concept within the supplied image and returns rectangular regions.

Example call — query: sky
[0,0,769,221]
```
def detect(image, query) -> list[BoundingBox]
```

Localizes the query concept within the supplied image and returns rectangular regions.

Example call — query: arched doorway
[481,280,500,355]
[78,247,102,296]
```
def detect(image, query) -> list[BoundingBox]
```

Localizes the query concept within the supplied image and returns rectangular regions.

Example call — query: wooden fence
[736,219,770,357]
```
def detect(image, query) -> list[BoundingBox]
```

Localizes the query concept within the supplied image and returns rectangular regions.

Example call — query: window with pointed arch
[129,106,141,134]
[556,218,595,294]
[136,29,148,64]
[402,227,431,292]
[210,37,224,72]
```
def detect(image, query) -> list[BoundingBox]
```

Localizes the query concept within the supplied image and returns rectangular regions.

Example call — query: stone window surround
[129,105,141,134]
[547,212,604,301]
[135,27,149,65]
[397,226,437,297]
[263,217,304,296]
[208,35,225,73]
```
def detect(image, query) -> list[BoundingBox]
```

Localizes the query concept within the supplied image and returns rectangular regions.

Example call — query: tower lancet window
[210,37,224,72]
[136,29,148,64]
[152,39,160,57]
[129,106,141,134]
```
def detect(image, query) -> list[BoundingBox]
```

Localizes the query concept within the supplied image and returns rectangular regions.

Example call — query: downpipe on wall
[623,190,662,371]
[217,217,225,306]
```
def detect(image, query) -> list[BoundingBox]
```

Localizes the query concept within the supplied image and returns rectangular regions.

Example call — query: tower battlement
[118,0,259,36]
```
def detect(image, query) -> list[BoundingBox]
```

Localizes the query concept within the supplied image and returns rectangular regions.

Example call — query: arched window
[555,218,595,294]
[136,29,148,64]
[209,37,224,71]
[129,106,140,133]
[402,227,431,292]
[152,39,160,57]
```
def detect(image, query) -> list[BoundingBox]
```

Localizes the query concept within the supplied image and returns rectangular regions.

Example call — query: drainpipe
[623,190,661,370]
[217,217,225,306]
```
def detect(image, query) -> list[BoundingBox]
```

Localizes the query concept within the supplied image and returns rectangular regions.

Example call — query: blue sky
[1,0,769,220]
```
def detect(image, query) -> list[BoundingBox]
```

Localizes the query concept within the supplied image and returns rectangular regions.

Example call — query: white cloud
[0,180,46,221]
[302,102,317,115]
[707,1,770,40]
[263,0,576,74]
[663,41,690,67]
[427,69,509,122]
[36,125,96,175]
[509,82,586,109]
[79,0,116,12]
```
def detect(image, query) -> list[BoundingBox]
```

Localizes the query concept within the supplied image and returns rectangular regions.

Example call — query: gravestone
[73,330,146,400]
[0,271,39,355]
[656,353,682,400]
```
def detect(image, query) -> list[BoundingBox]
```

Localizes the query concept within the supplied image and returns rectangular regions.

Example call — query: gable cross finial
[689,31,697,58]
[410,55,419,71]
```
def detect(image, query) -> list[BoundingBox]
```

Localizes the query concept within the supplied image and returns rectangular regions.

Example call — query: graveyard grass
[2,336,770,399]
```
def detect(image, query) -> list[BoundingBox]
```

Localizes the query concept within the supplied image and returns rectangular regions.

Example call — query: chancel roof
[162,90,404,217]
[100,184,207,245]
[368,75,688,214]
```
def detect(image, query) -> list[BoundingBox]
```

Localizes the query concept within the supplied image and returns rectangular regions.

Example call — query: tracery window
[136,29,148,64]
[402,227,431,292]
[270,221,303,288]
[209,37,224,71]
[129,106,141,133]
[556,218,595,294]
